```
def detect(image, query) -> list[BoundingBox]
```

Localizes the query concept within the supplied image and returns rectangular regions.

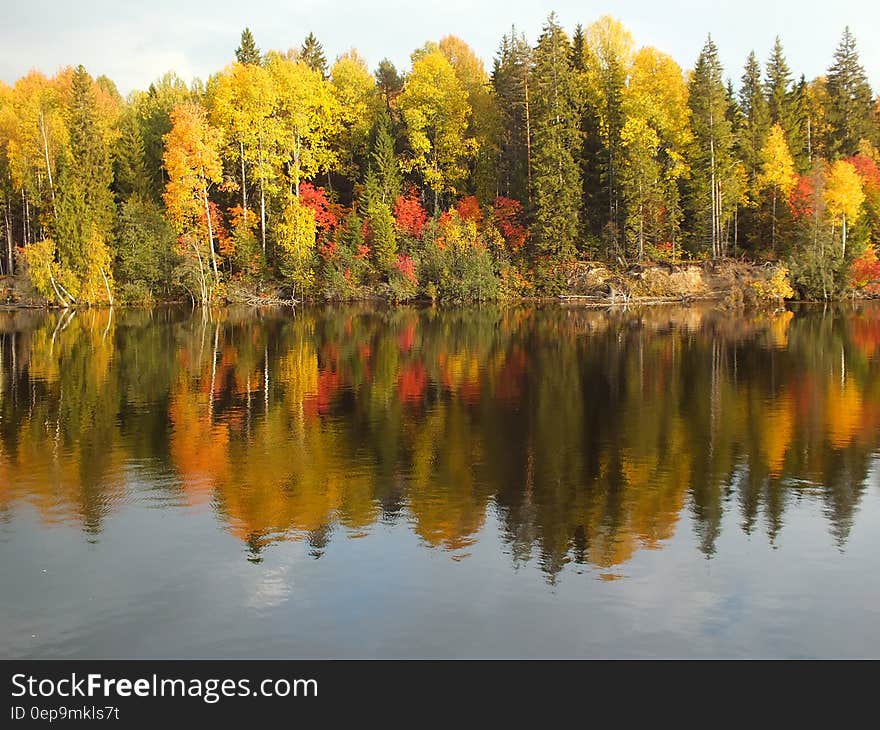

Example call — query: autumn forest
[1,15,879,307]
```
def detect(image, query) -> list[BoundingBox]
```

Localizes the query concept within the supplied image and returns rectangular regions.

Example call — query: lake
[1,302,879,658]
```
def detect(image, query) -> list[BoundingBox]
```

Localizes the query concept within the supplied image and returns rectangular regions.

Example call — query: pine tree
[301,32,328,79]
[235,27,261,65]
[688,36,736,258]
[530,14,582,271]
[825,27,875,157]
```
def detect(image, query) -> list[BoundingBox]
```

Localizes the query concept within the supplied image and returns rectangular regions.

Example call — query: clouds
[1,0,877,94]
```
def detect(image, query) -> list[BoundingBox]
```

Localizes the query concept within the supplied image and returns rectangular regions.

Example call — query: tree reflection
[1,302,878,580]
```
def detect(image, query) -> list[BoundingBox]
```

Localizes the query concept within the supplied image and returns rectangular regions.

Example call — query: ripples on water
[0,302,878,657]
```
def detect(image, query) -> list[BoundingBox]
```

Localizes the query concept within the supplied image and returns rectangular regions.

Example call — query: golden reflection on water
[1,302,878,577]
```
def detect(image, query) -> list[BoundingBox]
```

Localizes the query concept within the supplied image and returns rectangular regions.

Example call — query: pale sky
[2,0,878,95]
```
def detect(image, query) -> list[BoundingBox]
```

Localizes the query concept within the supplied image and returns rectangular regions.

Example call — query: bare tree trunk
[240,140,247,219]
[524,69,532,205]
[22,189,29,246]
[100,267,113,306]
[709,113,717,258]
[191,239,208,303]
[39,111,57,221]
[771,189,777,253]
[260,183,267,255]
[258,141,267,254]
[202,182,220,286]
[4,203,12,275]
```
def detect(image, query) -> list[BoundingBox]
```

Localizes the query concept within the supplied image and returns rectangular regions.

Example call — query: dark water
[1,302,879,658]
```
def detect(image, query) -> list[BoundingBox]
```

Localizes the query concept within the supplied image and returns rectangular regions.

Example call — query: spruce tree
[825,27,875,157]
[492,27,533,204]
[370,112,402,206]
[687,36,736,258]
[530,14,582,272]
[737,51,770,249]
[765,37,808,169]
[765,38,793,129]
[113,110,149,201]
[301,32,328,78]
[571,24,585,70]
[235,27,261,65]
[56,65,115,280]
[582,17,633,254]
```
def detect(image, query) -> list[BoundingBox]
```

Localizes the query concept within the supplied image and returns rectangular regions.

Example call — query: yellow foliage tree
[330,50,380,180]
[208,61,279,254]
[824,159,865,257]
[276,196,317,296]
[758,123,797,252]
[265,53,340,197]
[162,102,223,301]
[397,50,475,211]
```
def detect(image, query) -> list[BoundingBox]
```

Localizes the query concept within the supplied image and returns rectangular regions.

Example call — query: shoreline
[2,259,877,311]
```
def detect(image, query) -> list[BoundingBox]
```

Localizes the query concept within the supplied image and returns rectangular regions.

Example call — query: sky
[1,0,878,95]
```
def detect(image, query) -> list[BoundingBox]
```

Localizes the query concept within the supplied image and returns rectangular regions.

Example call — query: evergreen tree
[582,17,634,253]
[530,14,582,272]
[737,51,770,249]
[687,36,736,257]
[375,59,404,112]
[362,169,396,271]
[571,24,585,70]
[791,75,812,169]
[113,108,149,201]
[765,38,793,129]
[492,27,532,204]
[765,37,808,169]
[301,32,328,78]
[825,27,875,157]
[57,67,115,264]
[235,27,261,65]
[369,111,401,206]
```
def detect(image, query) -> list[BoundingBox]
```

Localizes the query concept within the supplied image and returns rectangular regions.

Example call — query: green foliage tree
[582,16,634,253]
[687,36,737,258]
[236,27,262,65]
[114,195,179,301]
[492,28,532,204]
[825,27,875,157]
[54,65,116,303]
[530,13,582,275]
[301,33,328,79]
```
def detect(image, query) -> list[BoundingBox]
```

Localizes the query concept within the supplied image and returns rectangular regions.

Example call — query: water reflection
[1,302,878,580]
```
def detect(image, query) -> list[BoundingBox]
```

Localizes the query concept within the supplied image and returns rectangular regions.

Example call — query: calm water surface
[1,302,879,658]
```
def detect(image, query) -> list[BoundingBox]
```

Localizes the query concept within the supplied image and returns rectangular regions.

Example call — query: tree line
[1,16,878,304]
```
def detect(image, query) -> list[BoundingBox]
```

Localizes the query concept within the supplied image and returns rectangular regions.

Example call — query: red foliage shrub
[393,191,428,238]
[491,196,528,250]
[299,182,340,232]
[394,253,417,283]
[455,195,483,223]
[851,244,880,294]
